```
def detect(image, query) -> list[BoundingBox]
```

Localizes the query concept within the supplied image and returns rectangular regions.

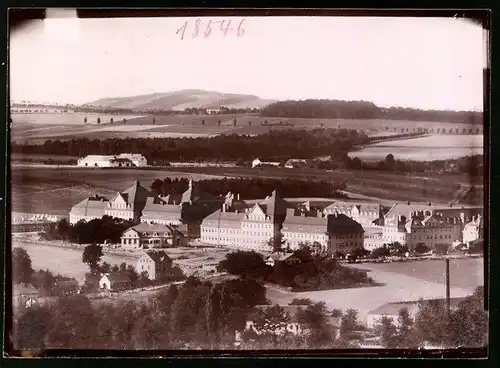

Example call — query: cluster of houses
[69,180,484,256]
[76,154,148,168]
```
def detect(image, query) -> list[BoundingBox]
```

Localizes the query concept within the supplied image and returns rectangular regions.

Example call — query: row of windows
[337,242,362,248]
[413,234,452,241]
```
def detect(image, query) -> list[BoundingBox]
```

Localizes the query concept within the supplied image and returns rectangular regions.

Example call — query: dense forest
[12,129,369,163]
[260,100,483,125]
[150,177,347,199]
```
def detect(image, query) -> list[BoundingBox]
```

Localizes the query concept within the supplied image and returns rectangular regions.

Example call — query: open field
[151,166,480,204]
[13,239,230,282]
[11,167,225,215]
[350,134,485,161]
[10,165,479,215]
[11,113,483,143]
[267,257,483,323]
[14,240,139,282]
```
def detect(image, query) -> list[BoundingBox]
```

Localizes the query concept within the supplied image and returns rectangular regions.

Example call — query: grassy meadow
[10,164,478,215]
[11,167,225,215]
[350,134,484,161]
[11,112,483,144]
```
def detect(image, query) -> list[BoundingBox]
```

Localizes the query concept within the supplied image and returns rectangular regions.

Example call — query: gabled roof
[282,209,328,234]
[126,222,177,236]
[102,273,131,284]
[118,180,155,210]
[368,297,468,316]
[260,190,292,217]
[327,213,364,234]
[143,250,172,264]
[202,209,244,228]
[268,252,302,262]
[70,195,109,216]
[13,284,39,296]
[141,197,182,218]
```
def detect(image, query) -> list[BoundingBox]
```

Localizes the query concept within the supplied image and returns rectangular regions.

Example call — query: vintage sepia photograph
[6,9,488,357]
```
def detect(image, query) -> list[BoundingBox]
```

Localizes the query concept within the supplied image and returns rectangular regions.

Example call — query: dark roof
[327,213,364,234]
[260,190,293,217]
[103,273,131,284]
[144,250,172,264]
[13,284,39,296]
[114,180,155,211]
[368,297,468,315]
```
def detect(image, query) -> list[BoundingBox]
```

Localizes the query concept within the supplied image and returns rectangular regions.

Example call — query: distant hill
[87,89,276,110]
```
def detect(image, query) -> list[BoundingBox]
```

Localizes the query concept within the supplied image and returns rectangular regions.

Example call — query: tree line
[150,177,347,199]
[41,216,135,245]
[12,129,369,163]
[216,244,374,292]
[335,153,484,178]
[260,99,483,125]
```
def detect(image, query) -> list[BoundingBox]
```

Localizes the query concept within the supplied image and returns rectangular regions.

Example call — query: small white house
[98,273,132,291]
[252,158,280,168]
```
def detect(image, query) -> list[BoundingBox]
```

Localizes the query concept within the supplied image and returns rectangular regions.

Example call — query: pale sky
[9,16,487,111]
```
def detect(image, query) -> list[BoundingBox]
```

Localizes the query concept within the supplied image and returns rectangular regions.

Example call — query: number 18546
[176,18,246,40]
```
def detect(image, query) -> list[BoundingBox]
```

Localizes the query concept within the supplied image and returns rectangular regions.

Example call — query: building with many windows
[77,153,147,168]
[200,190,293,250]
[120,223,184,249]
[323,202,384,229]
[462,215,484,246]
[69,194,109,224]
[135,251,173,280]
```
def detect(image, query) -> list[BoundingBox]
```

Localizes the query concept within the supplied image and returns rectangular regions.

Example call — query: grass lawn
[11,112,483,143]
[350,134,484,161]
[11,167,225,215]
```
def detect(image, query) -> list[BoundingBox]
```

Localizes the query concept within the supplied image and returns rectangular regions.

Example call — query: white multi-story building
[77,153,147,168]
[323,202,384,229]
[462,215,484,246]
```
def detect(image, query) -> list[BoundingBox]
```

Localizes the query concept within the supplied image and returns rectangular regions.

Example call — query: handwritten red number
[176,21,187,40]
[204,20,212,38]
[237,18,246,37]
[220,19,232,36]
[192,18,201,38]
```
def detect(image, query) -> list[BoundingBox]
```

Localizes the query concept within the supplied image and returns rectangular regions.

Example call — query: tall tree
[97,117,101,124]
[82,243,103,275]
[84,116,87,124]
[12,247,34,285]
[376,316,399,348]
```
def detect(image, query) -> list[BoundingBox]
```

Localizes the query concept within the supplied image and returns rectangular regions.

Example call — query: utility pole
[445,258,451,318]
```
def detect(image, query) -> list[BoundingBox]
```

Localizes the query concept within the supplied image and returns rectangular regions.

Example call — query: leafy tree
[248,121,252,126]
[110,117,114,124]
[252,305,291,337]
[376,316,398,348]
[297,301,332,346]
[100,262,111,274]
[331,309,343,318]
[82,243,103,275]
[289,298,313,306]
[384,153,395,169]
[340,309,361,341]
[267,233,287,253]
[14,306,52,351]
[84,116,87,124]
[123,118,127,124]
[12,247,34,285]
[217,251,269,278]
[414,243,431,255]
[97,117,101,124]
